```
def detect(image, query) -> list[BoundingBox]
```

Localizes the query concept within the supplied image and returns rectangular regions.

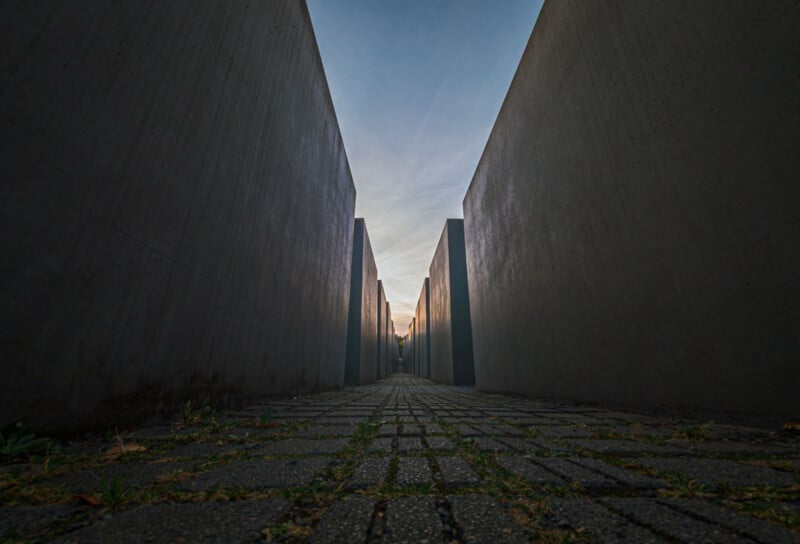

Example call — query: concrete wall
[376,281,387,380]
[410,318,416,374]
[463,0,800,420]
[0,1,356,432]
[391,320,399,373]
[345,219,378,386]
[384,301,391,377]
[415,279,431,378]
[414,301,421,376]
[429,220,475,385]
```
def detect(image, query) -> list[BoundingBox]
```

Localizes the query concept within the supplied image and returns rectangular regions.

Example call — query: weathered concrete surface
[383,302,391,377]
[0,1,355,432]
[376,281,387,380]
[463,0,800,420]
[429,220,475,385]
[409,319,416,374]
[415,279,431,378]
[345,219,378,386]
[4,375,798,542]
[390,319,399,373]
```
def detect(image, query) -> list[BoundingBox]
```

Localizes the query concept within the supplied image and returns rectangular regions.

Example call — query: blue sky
[307,0,544,333]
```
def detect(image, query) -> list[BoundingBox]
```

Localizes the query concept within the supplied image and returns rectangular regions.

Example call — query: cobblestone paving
[1,374,799,542]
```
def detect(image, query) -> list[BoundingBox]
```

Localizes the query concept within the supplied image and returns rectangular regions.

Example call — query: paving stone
[399,424,422,435]
[162,442,251,459]
[602,498,754,543]
[532,457,620,489]
[537,426,597,439]
[213,427,283,441]
[378,424,397,437]
[527,438,575,454]
[31,376,800,544]
[545,498,665,543]
[496,456,565,486]
[454,424,481,437]
[119,426,199,441]
[513,417,560,425]
[309,498,374,544]
[184,458,328,490]
[397,457,433,486]
[61,499,290,543]
[294,425,357,438]
[0,505,92,541]
[424,423,445,434]
[473,437,511,452]
[670,440,797,456]
[384,496,441,543]
[449,494,527,543]
[554,415,602,425]
[368,438,394,453]
[348,457,390,489]
[497,436,545,453]
[570,458,667,489]
[50,462,188,494]
[658,498,800,544]
[634,458,798,487]
[317,417,368,424]
[330,411,373,417]
[569,439,684,455]
[397,437,425,453]
[254,438,348,456]
[425,436,455,451]
[470,424,525,436]
[437,457,480,486]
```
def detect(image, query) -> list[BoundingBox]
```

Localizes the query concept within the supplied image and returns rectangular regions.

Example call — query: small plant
[680,421,716,441]
[181,400,194,426]
[255,408,274,428]
[262,520,312,542]
[99,474,127,508]
[0,423,51,462]
[352,422,380,443]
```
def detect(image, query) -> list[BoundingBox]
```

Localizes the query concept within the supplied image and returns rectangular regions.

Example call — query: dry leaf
[74,493,103,506]
[784,422,800,432]
[105,443,147,457]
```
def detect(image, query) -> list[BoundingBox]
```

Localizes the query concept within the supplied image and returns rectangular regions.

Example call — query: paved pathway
[2,374,798,543]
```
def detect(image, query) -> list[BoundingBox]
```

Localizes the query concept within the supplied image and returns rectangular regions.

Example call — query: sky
[307,0,544,334]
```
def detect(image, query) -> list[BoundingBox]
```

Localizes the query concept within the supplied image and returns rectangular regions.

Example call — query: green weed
[0,423,51,462]
[98,474,127,508]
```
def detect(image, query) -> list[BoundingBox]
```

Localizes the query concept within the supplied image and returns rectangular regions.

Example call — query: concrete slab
[0,1,356,432]
[64,499,290,544]
[449,494,528,543]
[345,219,379,386]
[429,219,475,386]
[463,0,800,422]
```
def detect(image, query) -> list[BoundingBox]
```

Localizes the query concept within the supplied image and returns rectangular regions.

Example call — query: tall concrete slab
[344,219,379,386]
[391,320,399,373]
[384,301,392,377]
[414,302,421,376]
[429,220,475,385]
[463,0,800,420]
[0,1,356,432]
[410,318,416,375]
[415,279,431,378]
[376,281,387,380]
